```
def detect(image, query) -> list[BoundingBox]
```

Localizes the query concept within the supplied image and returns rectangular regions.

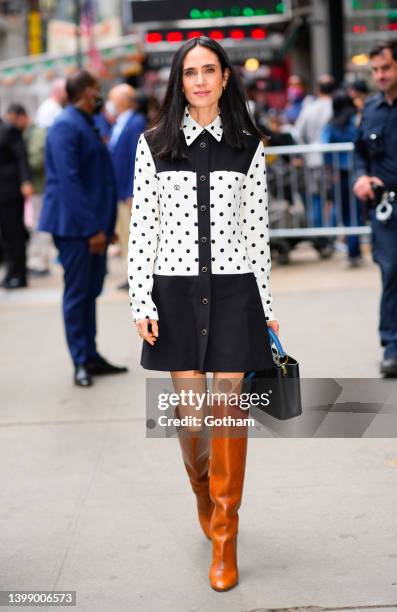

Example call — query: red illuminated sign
[146,26,268,43]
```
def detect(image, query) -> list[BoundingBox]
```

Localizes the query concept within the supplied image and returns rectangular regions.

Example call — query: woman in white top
[128,36,279,592]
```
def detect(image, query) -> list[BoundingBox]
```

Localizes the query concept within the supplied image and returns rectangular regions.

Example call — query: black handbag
[244,328,302,420]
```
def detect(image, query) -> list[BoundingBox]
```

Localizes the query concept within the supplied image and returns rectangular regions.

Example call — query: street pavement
[0,242,396,612]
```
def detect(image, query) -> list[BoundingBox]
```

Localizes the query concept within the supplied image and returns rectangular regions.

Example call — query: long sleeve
[27,126,46,173]
[9,127,31,185]
[320,123,333,166]
[128,133,160,322]
[240,139,275,322]
[47,122,101,236]
[320,123,331,144]
[293,104,309,144]
[354,121,370,181]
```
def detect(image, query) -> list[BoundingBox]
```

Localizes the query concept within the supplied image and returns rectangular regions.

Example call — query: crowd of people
[0,77,156,290]
[0,69,371,292]
[2,45,396,383]
[0,72,158,384]
[249,73,371,266]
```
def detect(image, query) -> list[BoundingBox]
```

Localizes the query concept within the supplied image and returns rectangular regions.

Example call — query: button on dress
[128,107,275,372]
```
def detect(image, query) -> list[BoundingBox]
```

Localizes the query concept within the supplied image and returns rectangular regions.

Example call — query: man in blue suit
[106,84,147,290]
[39,70,128,387]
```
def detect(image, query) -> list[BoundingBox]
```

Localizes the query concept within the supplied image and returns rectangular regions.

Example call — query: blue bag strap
[245,328,287,379]
[268,327,286,358]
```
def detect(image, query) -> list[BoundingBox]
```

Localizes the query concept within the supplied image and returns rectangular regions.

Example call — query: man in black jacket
[354,41,397,376]
[0,110,33,289]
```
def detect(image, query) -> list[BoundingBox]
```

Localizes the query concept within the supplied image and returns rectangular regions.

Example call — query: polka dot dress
[128,106,275,372]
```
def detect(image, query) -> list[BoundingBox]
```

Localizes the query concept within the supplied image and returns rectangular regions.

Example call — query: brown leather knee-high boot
[175,410,214,539]
[208,428,248,591]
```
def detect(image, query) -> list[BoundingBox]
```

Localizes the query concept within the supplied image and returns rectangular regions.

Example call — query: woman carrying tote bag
[128,36,279,592]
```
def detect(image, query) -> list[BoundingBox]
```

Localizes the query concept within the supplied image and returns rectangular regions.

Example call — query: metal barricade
[263,142,370,239]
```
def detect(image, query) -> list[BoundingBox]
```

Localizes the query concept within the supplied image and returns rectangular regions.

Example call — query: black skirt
[140,272,274,373]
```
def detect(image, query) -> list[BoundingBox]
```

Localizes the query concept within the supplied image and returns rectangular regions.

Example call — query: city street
[1,0,397,609]
[1,243,397,611]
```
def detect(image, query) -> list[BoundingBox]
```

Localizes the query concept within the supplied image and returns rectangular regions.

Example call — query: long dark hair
[330,89,356,129]
[147,37,263,160]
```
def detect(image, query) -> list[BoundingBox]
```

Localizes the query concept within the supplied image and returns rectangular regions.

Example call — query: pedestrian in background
[94,104,115,144]
[294,74,337,255]
[284,74,313,125]
[39,70,128,387]
[0,106,33,289]
[106,83,147,290]
[28,79,68,277]
[6,103,50,277]
[348,79,370,122]
[321,90,362,267]
[35,78,67,129]
[354,40,397,377]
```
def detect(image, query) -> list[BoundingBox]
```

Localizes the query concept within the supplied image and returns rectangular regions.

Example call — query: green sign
[132,1,289,23]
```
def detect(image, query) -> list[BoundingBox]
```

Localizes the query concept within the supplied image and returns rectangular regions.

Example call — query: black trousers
[369,207,397,359]
[0,198,27,283]
[53,236,107,366]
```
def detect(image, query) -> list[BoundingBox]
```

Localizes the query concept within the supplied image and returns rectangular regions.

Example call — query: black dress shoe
[27,268,50,278]
[0,278,27,289]
[380,357,397,378]
[85,356,128,376]
[74,365,93,387]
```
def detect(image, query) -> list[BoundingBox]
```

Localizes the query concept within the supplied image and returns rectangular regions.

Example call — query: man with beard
[354,41,397,377]
[39,70,128,386]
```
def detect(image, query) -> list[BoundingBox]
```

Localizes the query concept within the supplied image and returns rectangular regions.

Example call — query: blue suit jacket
[109,111,147,201]
[39,105,117,238]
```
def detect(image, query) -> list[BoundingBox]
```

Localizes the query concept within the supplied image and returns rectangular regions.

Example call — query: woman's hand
[267,320,279,335]
[135,318,159,346]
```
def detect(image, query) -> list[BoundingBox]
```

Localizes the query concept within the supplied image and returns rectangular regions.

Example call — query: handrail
[264,142,354,155]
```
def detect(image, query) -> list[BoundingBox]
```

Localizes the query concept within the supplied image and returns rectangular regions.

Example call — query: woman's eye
[185,71,195,77]
[205,68,215,73]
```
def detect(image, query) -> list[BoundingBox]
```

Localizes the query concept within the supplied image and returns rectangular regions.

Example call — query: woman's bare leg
[170,370,208,432]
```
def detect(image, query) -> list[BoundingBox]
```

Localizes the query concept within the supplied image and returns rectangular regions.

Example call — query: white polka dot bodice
[128,107,275,323]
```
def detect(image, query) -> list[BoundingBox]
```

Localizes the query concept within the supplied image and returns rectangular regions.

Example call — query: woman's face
[182,45,229,110]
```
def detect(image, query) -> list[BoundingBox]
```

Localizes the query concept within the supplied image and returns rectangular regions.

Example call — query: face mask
[105,100,118,119]
[287,86,304,103]
[93,94,104,114]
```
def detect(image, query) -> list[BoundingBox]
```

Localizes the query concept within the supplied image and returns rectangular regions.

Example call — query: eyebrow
[183,63,217,71]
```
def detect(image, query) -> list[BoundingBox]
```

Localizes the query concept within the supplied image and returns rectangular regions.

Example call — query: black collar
[75,106,94,124]
[375,92,397,108]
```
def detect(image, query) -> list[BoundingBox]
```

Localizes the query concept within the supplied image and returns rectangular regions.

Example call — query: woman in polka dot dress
[128,37,279,591]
